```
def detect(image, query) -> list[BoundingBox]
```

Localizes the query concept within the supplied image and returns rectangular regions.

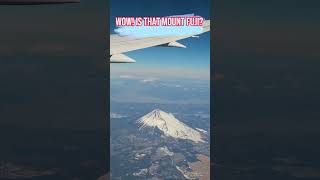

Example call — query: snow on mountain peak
[137,109,204,143]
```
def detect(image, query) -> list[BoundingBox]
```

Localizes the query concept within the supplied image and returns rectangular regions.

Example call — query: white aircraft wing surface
[110,20,210,63]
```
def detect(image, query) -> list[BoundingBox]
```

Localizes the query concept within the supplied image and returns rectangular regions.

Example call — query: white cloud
[119,75,138,79]
[141,77,158,84]
[110,112,127,119]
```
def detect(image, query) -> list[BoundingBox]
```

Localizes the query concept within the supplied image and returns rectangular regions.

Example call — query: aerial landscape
[110,76,210,179]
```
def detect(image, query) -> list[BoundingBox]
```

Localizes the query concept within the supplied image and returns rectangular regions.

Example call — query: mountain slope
[137,109,204,143]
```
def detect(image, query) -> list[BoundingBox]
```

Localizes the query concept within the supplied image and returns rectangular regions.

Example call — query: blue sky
[110,0,211,79]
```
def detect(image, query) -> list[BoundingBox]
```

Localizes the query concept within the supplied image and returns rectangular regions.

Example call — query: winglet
[110,54,136,63]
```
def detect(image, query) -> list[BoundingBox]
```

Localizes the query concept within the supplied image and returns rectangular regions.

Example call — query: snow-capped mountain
[137,109,204,143]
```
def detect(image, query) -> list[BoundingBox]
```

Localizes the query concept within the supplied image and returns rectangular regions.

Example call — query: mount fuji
[137,109,204,143]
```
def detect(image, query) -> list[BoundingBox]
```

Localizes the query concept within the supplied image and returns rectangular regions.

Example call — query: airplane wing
[110,20,210,63]
[0,0,79,5]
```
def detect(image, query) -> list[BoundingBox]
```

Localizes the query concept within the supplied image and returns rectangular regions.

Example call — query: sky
[110,0,211,80]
